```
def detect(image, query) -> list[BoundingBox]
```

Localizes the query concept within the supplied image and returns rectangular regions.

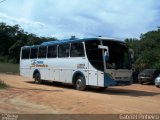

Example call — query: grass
[0,80,8,89]
[0,62,19,74]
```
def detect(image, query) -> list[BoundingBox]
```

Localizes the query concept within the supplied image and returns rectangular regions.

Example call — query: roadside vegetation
[0,62,19,74]
[125,28,160,71]
[0,80,8,89]
[0,22,57,64]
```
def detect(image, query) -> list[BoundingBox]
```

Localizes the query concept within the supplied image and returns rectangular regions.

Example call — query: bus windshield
[85,40,131,71]
[103,41,131,69]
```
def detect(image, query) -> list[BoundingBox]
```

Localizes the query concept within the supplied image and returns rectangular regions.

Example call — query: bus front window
[103,41,131,69]
[85,40,132,72]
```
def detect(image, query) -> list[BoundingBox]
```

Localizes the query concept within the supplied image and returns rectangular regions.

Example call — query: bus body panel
[20,59,31,78]
[48,69,59,81]
[38,59,48,80]
[88,69,98,86]
[69,57,88,85]
[97,71,104,87]
[88,63,98,86]
[105,69,132,81]
[103,69,132,86]
[104,73,132,86]
[32,57,89,84]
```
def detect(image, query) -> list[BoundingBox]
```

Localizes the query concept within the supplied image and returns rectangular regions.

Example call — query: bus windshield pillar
[98,45,109,73]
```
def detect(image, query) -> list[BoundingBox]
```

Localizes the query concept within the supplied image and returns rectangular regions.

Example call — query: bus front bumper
[104,73,132,87]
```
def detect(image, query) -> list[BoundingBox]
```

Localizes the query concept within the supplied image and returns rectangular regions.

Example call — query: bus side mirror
[129,49,134,63]
[98,45,108,50]
[98,45,109,61]
[104,50,109,61]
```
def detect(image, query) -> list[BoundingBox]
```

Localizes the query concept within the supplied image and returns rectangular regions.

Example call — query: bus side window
[38,46,47,58]
[30,47,38,59]
[70,43,85,57]
[22,48,30,59]
[47,45,57,58]
[58,44,69,58]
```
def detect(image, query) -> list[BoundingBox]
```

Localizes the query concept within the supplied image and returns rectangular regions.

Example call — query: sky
[0,0,160,40]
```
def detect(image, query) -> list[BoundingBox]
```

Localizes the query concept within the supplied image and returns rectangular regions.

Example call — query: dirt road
[0,74,160,114]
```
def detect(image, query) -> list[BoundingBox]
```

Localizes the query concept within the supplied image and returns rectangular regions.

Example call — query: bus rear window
[21,48,30,59]
[30,47,38,59]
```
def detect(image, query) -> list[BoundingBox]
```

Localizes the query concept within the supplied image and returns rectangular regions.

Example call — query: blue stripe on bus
[104,73,117,86]
[104,73,132,86]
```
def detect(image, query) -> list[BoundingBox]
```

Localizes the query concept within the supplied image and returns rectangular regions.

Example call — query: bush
[0,56,16,63]
[152,63,160,71]
[0,62,19,74]
[0,56,9,63]
[0,80,8,89]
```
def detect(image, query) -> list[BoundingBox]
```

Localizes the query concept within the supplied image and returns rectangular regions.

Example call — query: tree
[0,22,57,63]
[125,28,160,70]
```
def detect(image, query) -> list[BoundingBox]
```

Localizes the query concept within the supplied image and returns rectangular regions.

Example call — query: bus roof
[22,37,124,48]
[41,37,123,45]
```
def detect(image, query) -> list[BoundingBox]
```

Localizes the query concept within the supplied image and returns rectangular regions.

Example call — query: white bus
[20,37,133,90]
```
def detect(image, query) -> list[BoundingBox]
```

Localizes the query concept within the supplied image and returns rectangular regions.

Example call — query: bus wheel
[99,87,107,91]
[139,80,143,85]
[75,76,86,91]
[156,85,160,88]
[34,73,42,84]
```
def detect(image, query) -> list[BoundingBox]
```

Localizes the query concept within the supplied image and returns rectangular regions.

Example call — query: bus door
[88,67,98,86]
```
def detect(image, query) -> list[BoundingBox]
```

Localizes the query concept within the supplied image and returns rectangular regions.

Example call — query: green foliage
[125,28,160,71]
[0,62,19,74]
[0,22,57,63]
[0,56,9,63]
[0,80,8,89]
[152,63,160,70]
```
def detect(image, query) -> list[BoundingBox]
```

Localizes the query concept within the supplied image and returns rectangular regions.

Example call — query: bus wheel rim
[76,79,83,89]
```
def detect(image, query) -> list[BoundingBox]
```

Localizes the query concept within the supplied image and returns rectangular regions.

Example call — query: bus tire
[34,72,42,84]
[139,81,144,85]
[99,87,107,91]
[138,80,143,85]
[156,85,160,88]
[75,76,86,91]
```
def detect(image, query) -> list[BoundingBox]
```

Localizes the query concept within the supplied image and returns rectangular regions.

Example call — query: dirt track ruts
[0,74,160,114]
